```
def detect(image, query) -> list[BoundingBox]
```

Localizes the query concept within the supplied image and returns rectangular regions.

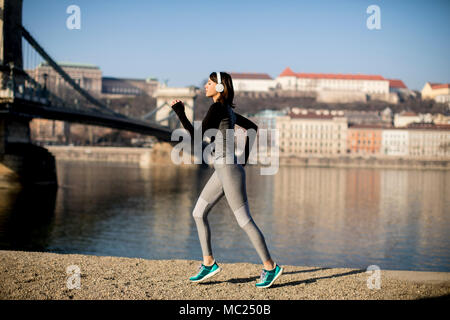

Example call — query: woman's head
[205,72,235,108]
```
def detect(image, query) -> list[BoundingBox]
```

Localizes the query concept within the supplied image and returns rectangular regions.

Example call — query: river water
[0,161,449,272]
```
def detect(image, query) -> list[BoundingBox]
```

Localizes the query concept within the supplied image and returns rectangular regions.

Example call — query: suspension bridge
[0,0,198,188]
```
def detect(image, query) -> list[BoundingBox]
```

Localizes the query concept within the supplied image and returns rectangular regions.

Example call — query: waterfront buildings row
[31,107,450,159]
[250,108,450,159]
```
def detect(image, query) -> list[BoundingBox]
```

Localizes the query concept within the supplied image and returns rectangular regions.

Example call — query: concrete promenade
[1,250,449,300]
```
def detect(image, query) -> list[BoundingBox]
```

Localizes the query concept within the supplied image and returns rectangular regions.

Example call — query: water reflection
[0,186,57,251]
[0,161,448,272]
[271,167,450,271]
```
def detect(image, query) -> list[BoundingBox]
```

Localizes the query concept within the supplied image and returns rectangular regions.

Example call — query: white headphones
[215,72,224,93]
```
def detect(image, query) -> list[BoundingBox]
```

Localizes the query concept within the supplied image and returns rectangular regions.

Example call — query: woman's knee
[233,201,252,228]
[192,197,210,219]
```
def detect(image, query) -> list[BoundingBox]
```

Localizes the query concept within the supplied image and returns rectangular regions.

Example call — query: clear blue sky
[22,0,450,90]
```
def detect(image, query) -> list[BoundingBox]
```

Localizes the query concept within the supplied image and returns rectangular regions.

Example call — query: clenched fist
[171,99,185,114]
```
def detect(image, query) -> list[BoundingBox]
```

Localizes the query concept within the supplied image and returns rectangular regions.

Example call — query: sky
[22,0,450,91]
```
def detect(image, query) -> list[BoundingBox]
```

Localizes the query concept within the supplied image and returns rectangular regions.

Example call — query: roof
[278,67,386,81]
[229,72,273,80]
[407,123,450,130]
[429,83,450,90]
[279,67,297,77]
[388,79,407,89]
[288,111,334,119]
[102,76,146,82]
[39,61,100,69]
[253,109,286,117]
[348,124,391,129]
[399,111,418,117]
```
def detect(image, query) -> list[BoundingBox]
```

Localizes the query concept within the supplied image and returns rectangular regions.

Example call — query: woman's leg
[214,163,273,268]
[192,170,224,265]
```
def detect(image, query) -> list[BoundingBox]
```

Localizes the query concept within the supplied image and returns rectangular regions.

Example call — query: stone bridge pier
[0,0,57,188]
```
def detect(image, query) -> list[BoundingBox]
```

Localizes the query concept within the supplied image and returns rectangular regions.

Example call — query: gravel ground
[1,250,449,300]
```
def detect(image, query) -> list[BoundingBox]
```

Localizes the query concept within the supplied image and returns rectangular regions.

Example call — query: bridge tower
[153,87,196,130]
[0,0,57,188]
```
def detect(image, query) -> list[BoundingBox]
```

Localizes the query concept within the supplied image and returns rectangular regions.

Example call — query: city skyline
[22,0,450,91]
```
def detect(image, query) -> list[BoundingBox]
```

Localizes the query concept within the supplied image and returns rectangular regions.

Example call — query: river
[0,161,449,272]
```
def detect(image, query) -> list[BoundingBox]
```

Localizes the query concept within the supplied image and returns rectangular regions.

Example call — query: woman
[171,72,282,288]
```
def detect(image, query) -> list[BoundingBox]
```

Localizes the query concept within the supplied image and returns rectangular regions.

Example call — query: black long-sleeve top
[172,101,258,166]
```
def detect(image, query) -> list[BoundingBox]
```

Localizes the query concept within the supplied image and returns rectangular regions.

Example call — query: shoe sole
[190,267,222,283]
[256,267,284,288]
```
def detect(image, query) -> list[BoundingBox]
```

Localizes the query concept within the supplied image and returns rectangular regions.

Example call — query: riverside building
[276,109,347,156]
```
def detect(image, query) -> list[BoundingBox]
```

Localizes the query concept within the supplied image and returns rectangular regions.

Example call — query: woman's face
[204,78,219,98]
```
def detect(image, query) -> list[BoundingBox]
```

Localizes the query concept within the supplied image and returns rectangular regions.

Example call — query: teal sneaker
[189,261,222,282]
[255,264,283,288]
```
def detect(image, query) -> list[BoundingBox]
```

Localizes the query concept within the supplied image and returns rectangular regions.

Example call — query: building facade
[229,72,275,92]
[249,109,287,130]
[347,125,384,155]
[408,124,450,158]
[30,118,68,145]
[276,109,347,156]
[421,82,450,100]
[394,111,421,127]
[381,129,409,156]
[29,61,102,95]
[275,67,390,95]
[101,77,159,98]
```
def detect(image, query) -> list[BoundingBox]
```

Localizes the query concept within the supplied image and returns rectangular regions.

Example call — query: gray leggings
[192,157,271,263]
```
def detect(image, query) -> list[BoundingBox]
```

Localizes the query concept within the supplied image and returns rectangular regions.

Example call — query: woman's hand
[171,99,185,114]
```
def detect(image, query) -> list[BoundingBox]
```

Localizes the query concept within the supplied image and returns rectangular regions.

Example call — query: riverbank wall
[46,144,450,170]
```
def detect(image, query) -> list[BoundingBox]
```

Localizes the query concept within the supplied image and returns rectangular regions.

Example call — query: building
[407,123,450,158]
[224,68,406,103]
[29,61,102,95]
[433,113,450,125]
[247,109,287,158]
[27,61,104,146]
[343,110,383,125]
[101,77,159,98]
[276,67,390,95]
[435,94,450,107]
[276,109,347,156]
[270,107,449,159]
[421,82,450,100]
[381,129,409,156]
[388,79,416,98]
[394,111,421,127]
[229,72,275,93]
[380,107,393,124]
[30,118,68,145]
[387,79,417,103]
[388,79,408,94]
[28,61,160,99]
[249,109,287,130]
[347,124,384,155]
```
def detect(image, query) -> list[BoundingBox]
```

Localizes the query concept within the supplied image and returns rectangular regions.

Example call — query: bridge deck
[0,98,173,142]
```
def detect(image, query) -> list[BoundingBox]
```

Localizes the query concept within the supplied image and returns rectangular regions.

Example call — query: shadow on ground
[198,267,365,287]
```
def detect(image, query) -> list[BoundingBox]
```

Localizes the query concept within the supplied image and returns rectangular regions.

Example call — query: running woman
[171,72,282,288]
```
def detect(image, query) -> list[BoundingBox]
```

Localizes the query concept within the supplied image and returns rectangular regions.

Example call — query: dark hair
[209,72,235,108]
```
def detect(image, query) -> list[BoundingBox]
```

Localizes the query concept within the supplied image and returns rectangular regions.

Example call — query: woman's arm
[235,113,258,166]
[235,113,258,131]
[171,101,224,140]
[172,101,195,137]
